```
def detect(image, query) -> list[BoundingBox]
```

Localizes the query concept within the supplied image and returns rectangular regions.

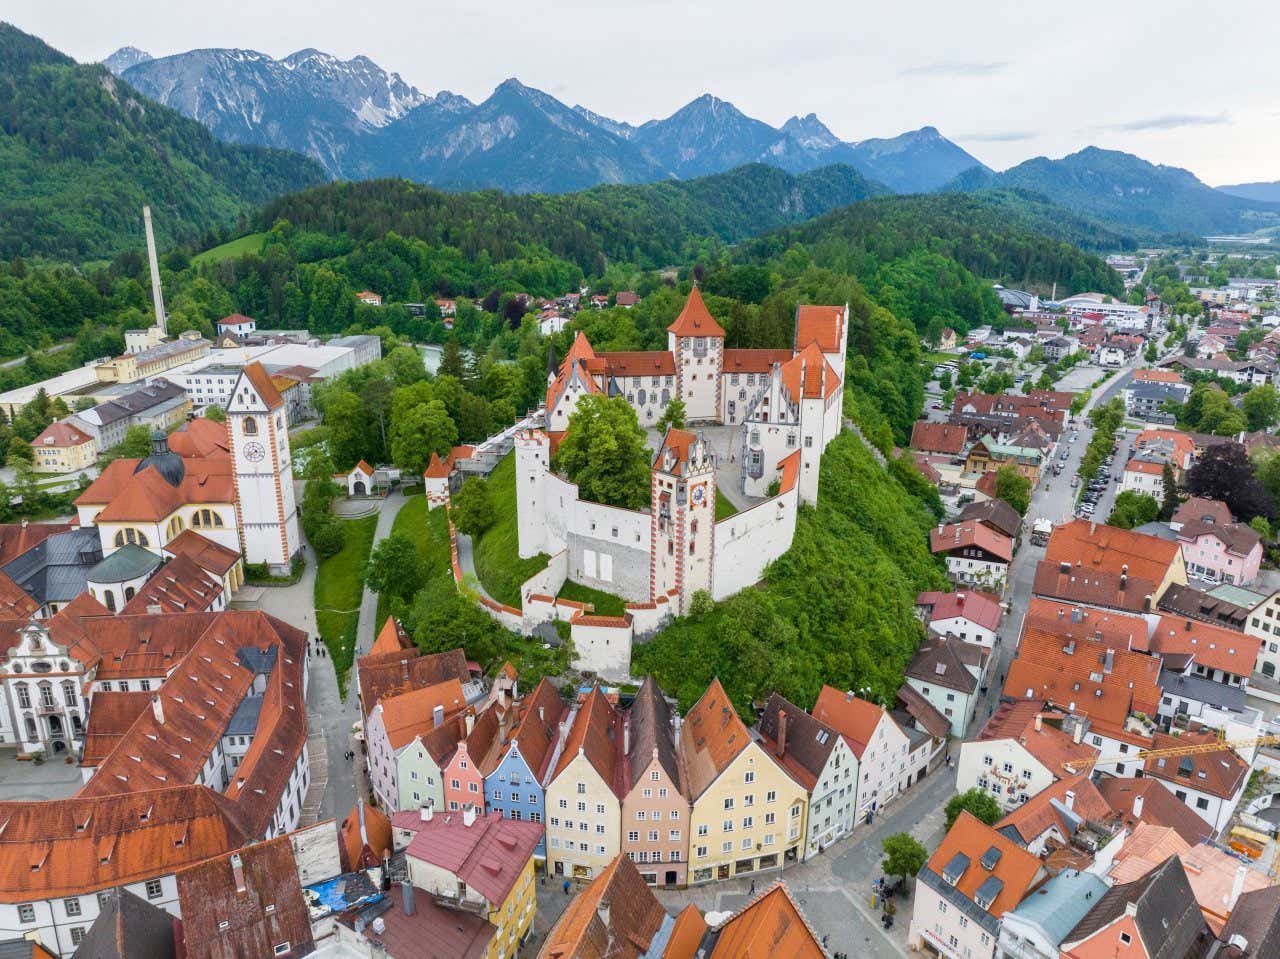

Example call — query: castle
[516,289,848,621]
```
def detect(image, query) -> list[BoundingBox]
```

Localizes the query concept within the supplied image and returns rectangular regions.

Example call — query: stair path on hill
[843,417,888,466]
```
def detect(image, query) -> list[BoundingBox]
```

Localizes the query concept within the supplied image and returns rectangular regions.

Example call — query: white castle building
[516,289,848,617]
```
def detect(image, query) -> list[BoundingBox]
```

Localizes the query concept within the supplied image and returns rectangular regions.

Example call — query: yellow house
[31,420,97,473]
[402,807,542,959]
[680,679,808,885]
[95,333,211,384]
[544,687,624,882]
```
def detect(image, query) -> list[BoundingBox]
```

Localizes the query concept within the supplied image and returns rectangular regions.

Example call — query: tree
[944,789,1003,830]
[5,437,32,469]
[439,337,466,380]
[452,478,495,536]
[1250,516,1272,542]
[119,425,153,459]
[554,396,652,510]
[881,832,927,884]
[993,465,1031,516]
[307,512,346,558]
[365,533,424,604]
[323,389,369,469]
[204,405,227,423]
[1243,385,1280,432]
[1187,442,1276,522]
[391,401,457,476]
[1159,463,1181,521]
[386,345,428,388]
[1108,490,1160,530]
[655,398,687,435]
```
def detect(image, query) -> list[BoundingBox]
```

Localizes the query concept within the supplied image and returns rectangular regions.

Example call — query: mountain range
[106,46,987,194]
[1218,181,1280,205]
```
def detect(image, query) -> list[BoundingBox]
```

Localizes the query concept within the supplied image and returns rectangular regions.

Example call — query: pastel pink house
[442,706,501,813]
[1171,498,1263,586]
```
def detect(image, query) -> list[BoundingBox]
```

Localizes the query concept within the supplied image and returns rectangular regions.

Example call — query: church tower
[227,362,299,574]
[666,287,724,423]
[649,428,716,615]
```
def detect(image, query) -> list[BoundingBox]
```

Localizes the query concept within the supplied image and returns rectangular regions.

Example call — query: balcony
[430,891,488,917]
[36,704,61,717]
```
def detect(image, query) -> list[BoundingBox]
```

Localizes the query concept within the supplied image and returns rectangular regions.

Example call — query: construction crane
[1061,733,1280,770]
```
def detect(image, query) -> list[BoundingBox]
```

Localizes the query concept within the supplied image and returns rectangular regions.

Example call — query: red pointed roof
[666,287,725,338]
[241,362,283,411]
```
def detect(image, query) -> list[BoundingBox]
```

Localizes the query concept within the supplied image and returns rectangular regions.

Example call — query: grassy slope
[472,453,548,607]
[557,580,627,617]
[192,231,266,265]
[313,513,377,694]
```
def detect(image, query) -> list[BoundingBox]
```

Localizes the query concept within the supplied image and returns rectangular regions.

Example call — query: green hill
[0,22,325,261]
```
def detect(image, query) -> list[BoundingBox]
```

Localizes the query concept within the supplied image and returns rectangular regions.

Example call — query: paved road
[0,341,72,371]
[526,759,957,958]
[455,529,503,606]
[353,489,409,660]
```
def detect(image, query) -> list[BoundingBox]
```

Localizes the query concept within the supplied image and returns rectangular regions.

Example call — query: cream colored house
[544,687,624,882]
[680,679,808,885]
[31,421,97,473]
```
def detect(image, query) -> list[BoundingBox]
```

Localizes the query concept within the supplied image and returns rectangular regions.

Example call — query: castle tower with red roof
[666,287,725,422]
[650,428,715,613]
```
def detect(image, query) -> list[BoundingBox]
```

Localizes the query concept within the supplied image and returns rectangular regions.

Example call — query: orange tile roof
[776,449,802,495]
[370,616,412,656]
[424,452,451,478]
[163,528,241,576]
[77,452,236,520]
[356,647,471,719]
[973,702,1099,774]
[506,678,567,781]
[722,348,793,374]
[1135,429,1195,463]
[376,679,468,750]
[1005,626,1163,727]
[551,686,623,795]
[794,305,845,354]
[677,679,753,800]
[537,854,667,959]
[930,522,1014,563]
[1134,369,1185,384]
[995,772,1110,846]
[241,361,284,410]
[911,421,968,455]
[1149,615,1260,677]
[80,690,153,766]
[167,418,230,458]
[811,685,889,759]
[338,800,394,872]
[1023,598,1151,647]
[0,785,249,901]
[0,570,40,619]
[34,420,92,448]
[923,811,1045,919]
[664,904,710,959]
[120,553,223,615]
[709,882,825,958]
[597,351,676,378]
[780,342,839,401]
[666,287,725,338]
[1143,731,1249,799]
[1043,519,1182,589]
[652,427,699,476]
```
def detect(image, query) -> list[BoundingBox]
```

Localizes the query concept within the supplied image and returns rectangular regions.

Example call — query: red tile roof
[666,287,725,337]
[930,522,1014,563]
[709,882,826,958]
[1094,777,1214,845]
[917,590,1002,631]
[780,342,839,401]
[0,786,249,901]
[240,361,284,411]
[972,702,1099,774]
[405,811,542,906]
[923,811,1044,919]
[369,616,412,657]
[34,420,93,448]
[163,529,241,577]
[911,421,968,455]
[995,772,1110,846]
[375,680,468,750]
[1148,615,1260,677]
[356,647,471,720]
[80,691,153,766]
[552,686,624,796]
[722,348,794,374]
[597,351,676,378]
[537,854,667,959]
[0,521,72,566]
[1143,731,1249,800]
[120,553,223,615]
[812,685,891,759]
[652,427,700,476]
[506,678,567,782]
[794,305,845,355]
[167,418,230,458]
[677,678,755,799]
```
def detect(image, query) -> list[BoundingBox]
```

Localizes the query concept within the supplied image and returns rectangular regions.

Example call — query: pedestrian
[749,879,756,895]
[563,879,571,895]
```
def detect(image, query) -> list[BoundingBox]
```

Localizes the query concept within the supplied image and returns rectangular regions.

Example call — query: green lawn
[922,351,962,366]
[375,493,452,626]
[472,453,549,607]
[193,232,266,265]
[715,489,738,520]
[313,513,377,695]
[557,579,627,617]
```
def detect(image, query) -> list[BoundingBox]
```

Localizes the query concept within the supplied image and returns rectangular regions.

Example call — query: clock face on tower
[244,441,266,463]
[692,485,705,505]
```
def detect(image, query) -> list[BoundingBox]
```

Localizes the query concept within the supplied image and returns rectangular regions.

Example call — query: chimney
[846,690,855,703]
[777,711,788,757]
[463,805,477,828]
[420,803,433,822]
[1230,864,1248,910]
[151,694,164,725]
[1034,714,1043,733]
[538,705,545,722]
[597,898,611,930]
[1072,722,1084,744]
[623,720,631,757]
[433,705,444,728]
[231,852,246,895]
[1064,789,1075,811]
[401,880,415,917]
[1104,649,1115,674]
[20,518,27,529]
[1090,520,1097,535]
[465,711,475,735]
[1132,794,1144,819]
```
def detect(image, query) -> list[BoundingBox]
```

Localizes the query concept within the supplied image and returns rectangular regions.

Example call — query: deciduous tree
[944,789,1003,830]
[390,401,457,477]
[993,465,1031,516]
[365,533,424,603]
[452,478,495,537]
[655,398,687,436]
[554,396,652,511]
[881,832,927,883]
[1187,442,1276,522]
[1108,490,1160,530]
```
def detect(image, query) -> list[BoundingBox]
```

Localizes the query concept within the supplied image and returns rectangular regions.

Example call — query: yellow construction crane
[1062,733,1280,770]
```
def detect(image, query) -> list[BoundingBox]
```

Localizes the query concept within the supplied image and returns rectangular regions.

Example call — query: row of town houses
[356,618,943,889]
[905,514,1280,959]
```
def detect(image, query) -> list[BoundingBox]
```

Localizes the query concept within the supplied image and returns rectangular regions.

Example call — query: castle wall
[712,483,799,602]
[570,618,634,682]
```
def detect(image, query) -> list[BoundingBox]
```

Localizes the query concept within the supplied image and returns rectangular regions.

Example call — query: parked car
[1060,450,1071,461]
[1070,476,1080,488]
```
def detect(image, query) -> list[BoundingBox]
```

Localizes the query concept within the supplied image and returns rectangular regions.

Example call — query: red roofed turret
[666,287,725,337]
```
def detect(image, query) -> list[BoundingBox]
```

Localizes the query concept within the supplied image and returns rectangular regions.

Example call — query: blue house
[483,678,567,860]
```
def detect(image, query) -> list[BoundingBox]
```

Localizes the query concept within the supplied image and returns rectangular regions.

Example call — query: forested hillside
[635,430,947,713]
[252,163,885,276]
[0,23,324,261]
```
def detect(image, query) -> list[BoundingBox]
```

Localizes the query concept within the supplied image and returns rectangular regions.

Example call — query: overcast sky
[9,0,1280,185]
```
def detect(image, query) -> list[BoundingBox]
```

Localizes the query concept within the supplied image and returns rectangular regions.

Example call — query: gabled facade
[484,678,566,861]
[620,677,690,886]
[812,686,919,822]
[680,680,807,885]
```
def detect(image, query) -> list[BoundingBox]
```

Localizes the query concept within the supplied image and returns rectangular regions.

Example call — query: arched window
[124,587,135,601]
[104,590,117,613]
[193,509,225,529]
[114,528,149,548]
[243,417,258,436]
[167,516,185,539]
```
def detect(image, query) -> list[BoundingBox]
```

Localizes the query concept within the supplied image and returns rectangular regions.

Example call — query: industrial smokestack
[401,880,415,917]
[142,206,167,337]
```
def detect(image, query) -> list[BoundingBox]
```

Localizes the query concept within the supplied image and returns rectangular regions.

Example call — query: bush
[452,477,495,536]
[308,513,347,558]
